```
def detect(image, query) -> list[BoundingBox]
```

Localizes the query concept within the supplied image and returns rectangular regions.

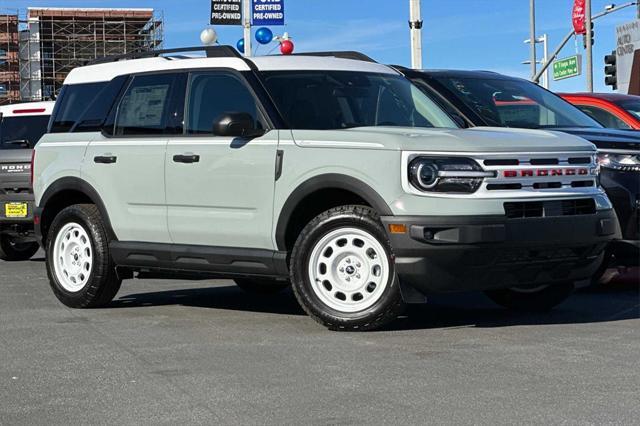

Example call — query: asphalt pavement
[1,252,638,425]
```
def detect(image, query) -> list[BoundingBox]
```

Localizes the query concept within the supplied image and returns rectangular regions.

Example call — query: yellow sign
[5,203,28,218]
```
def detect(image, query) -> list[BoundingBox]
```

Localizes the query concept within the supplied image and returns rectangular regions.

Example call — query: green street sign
[553,55,582,81]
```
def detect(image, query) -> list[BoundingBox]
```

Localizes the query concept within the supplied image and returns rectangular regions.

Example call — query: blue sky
[4,0,638,92]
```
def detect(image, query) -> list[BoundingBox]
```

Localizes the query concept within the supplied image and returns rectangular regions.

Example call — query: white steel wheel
[52,222,93,293]
[307,227,390,313]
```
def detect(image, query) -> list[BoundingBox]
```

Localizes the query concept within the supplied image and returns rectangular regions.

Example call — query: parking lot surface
[1,253,638,425]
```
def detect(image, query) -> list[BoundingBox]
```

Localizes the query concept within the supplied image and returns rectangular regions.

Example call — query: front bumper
[381,209,620,294]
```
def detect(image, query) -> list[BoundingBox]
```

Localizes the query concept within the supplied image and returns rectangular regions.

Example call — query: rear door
[82,72,185,243]
[165,70,277,249]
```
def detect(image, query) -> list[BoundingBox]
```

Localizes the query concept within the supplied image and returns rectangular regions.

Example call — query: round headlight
[409,158,439,190]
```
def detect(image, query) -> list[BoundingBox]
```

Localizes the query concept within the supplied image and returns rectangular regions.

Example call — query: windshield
[0,115,50,149]
[428,76,602,129]
[618,99,640,120]
[260,71,458,130]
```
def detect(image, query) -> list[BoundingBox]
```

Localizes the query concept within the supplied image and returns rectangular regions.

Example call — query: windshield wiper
[3,139,30,148]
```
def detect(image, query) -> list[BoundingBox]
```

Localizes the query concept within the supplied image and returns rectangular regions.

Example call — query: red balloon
[280,40,294,55]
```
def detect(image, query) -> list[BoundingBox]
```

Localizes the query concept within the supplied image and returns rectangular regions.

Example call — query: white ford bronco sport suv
[33,47,619,331]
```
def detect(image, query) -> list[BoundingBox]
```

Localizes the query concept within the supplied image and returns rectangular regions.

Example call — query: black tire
[234,278,290,294]
[0,236,39,261]
[290,205,405,331]
[485,282,574,312]
[45,204,121,308]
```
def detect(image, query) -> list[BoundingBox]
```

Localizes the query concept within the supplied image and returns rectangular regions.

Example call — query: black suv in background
[400,68,640,270]
[0,101,54,261]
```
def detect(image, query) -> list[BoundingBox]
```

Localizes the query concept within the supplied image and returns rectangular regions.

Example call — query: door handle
[173,154,200,164]
[94,155,117,164]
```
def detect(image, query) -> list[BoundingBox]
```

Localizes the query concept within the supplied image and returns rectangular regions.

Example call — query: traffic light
[582,23,595,49]
[605,51,618,90]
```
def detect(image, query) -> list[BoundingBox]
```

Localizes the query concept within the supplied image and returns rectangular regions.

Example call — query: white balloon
[200,28,218,46]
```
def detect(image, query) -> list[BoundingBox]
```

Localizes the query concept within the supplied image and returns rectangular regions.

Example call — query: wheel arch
[275,174,392,251]
[38,177,116,245]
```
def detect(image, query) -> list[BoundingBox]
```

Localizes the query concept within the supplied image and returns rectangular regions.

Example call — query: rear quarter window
[49,82,109,133]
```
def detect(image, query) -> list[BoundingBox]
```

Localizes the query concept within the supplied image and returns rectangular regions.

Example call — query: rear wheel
[0,235,39,261]
[485,282,574,312]
[290,205,404,331]
[234,278,289,294]
[46,204,121,308]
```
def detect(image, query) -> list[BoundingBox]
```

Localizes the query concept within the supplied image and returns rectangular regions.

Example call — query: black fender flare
[275,174,393,250]
[37,177,117,243]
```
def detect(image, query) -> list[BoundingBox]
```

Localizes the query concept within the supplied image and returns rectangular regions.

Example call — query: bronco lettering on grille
[503,168,589,178]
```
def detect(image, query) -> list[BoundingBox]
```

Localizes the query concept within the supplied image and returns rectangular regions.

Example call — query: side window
[186,72,263,134]
[115,74,176,136]
[578,105,632,130]
[50,82,108,133]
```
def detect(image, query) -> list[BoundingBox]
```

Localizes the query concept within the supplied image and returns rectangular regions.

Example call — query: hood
[291,126,596,153]
[551,127,640,151]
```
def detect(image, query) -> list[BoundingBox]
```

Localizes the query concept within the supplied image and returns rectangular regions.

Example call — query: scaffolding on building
[20,8,163,102]
[0,11,20,105]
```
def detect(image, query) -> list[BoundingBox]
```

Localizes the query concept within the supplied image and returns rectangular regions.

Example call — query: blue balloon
[255,27,273,45]
[236,38,245,53]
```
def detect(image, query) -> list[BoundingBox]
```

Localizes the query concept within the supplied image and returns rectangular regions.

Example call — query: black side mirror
[212,112,265,138]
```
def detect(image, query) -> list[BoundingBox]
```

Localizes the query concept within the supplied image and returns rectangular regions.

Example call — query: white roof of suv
[0,101,55,117]
[64,54,398,85]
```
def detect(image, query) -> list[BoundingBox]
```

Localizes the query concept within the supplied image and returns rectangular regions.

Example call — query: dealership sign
[616,20,640,94]
[553,55,582,81]
[211,0,242,25]
[252,0,285,26]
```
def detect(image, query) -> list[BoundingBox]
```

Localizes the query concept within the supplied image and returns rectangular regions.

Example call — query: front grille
[504,198,596,219]
[481,153,598,193]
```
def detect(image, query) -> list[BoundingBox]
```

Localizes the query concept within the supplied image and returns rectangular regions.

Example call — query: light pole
[585,0,594,92]
[523,35,550,89]
[243,0,252,57]
[530,0,537,79]
[409,0,423,69]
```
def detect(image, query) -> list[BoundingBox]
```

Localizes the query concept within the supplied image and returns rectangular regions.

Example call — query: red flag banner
[572,0,587,35]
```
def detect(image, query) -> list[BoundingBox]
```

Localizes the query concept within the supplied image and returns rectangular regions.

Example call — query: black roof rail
[291,51,377,63]
[87,45,243,66]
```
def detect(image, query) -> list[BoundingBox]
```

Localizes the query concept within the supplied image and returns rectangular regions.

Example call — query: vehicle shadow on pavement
[111,285,306,316]
[389,285,640,331]
[108,282,639,330]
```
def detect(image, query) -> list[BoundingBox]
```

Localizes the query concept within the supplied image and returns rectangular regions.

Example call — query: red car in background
[560,93,640,130]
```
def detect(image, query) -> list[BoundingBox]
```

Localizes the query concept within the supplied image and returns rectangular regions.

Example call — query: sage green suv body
[33,47,619,331]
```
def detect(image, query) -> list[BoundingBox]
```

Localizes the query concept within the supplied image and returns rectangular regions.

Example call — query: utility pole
[540,34,549,89]
[243,0,252,57]
[530,0,537,79]
[585,0,593,92]
[409,0,423,69]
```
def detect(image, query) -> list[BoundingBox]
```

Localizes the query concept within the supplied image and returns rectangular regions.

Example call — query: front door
[165,71,278,250]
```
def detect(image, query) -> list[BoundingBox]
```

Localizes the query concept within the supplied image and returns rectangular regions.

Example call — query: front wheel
[0,235,39,261]
[485,282,574,312]
[46,204,121,308]
[290,205,404,331]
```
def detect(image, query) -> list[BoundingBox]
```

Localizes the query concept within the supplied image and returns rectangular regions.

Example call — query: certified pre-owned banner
[252,0,285,26]
[211,0,242,25]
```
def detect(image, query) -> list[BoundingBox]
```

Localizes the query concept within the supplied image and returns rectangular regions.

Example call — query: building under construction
[1,7,163,105]
[0,13,20,104]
